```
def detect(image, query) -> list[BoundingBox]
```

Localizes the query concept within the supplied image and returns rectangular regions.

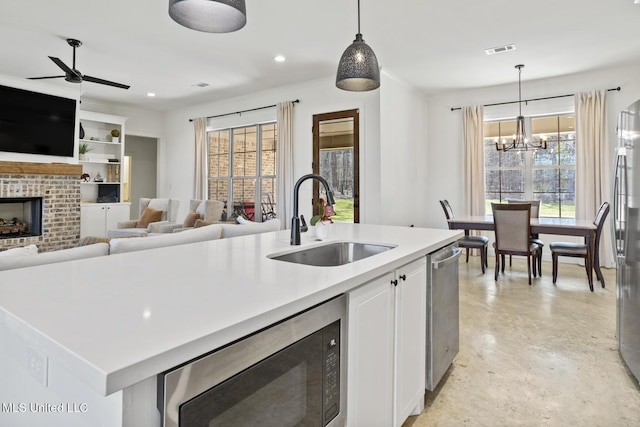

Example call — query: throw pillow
[194,219,215,228]
[138,207,164,228]
[0,243,39,257]
[183,211,201,228]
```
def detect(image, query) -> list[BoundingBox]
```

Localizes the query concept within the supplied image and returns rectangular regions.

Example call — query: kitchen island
[0,223,461,426]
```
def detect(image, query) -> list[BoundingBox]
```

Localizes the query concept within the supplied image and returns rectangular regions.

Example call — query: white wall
[161,77,381,223]
[379,69,429,227]
[424,60,640,230]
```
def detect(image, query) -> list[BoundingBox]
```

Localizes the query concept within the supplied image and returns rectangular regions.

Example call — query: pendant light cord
[517,65,523,117]
[357,0,361,34]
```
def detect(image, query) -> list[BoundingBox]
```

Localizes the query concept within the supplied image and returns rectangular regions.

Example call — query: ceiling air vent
[484,44,516,55]
[191,82,210,88]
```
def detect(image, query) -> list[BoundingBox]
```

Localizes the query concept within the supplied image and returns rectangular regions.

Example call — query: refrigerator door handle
[612,150,628,258]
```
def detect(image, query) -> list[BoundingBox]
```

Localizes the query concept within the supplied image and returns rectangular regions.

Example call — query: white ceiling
[1,0,639,111]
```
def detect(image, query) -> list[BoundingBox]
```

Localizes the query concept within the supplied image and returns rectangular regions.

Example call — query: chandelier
[495,64,547,152]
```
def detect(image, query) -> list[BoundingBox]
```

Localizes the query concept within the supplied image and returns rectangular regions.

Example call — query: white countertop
[0,223,461,396]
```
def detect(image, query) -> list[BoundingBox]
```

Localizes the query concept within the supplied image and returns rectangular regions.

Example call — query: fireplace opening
[0,197,43,239]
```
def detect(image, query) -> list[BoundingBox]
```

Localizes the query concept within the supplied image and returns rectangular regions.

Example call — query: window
[207,123,276,221]
[484,114,575,217]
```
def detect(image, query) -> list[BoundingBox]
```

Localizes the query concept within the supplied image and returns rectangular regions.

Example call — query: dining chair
[491,203,539,285]
[440,199,489,273]
[549,202,610,291]
[507,200,544,276]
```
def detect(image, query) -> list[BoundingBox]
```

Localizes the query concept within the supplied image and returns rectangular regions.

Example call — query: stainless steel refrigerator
[614,99,640,383]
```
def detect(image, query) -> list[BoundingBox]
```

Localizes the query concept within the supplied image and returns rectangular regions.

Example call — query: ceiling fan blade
[82,75,130,90]
[48,56,78,77]
[27,75,65,80]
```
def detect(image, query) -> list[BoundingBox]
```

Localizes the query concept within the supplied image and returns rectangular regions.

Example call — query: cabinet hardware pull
[391,279,398,286]
[399,274,407,281]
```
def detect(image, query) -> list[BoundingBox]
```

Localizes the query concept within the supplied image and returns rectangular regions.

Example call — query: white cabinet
[80,203,130,238]
[78,111,127,204]
[393,257,427,427]
[347,257,427,427]
[347,271,395,426]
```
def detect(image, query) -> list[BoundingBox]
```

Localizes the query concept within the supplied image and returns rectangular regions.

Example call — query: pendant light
[169,0,246,33]
[496,64,547,152]
[336,0,380,91]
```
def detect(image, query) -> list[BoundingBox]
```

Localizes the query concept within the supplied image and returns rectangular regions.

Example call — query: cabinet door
[394,257,427,427]
[105,204,130,231]
[347,272,395,427]
[80,205,107,238]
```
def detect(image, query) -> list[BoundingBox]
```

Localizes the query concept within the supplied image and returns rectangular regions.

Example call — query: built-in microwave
[158,294,346,427]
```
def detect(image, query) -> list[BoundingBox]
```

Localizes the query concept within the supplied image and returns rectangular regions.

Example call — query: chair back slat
[492,203,532,253]
[439,200,455,228]
[507,200,540,218]
[594,202,610,252]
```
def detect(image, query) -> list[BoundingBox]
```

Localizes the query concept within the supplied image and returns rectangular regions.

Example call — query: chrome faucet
[291,174,336,245]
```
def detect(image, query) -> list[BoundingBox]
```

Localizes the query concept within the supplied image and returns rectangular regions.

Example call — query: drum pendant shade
[169,0,247,33]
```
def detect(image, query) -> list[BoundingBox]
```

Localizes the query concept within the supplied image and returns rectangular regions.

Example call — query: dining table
[448,215,600,290]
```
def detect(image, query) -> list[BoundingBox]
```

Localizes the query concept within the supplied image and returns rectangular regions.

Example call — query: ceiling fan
[28,38,130,90]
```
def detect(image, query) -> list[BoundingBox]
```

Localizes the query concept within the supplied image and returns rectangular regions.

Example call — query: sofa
[0,219,282,271]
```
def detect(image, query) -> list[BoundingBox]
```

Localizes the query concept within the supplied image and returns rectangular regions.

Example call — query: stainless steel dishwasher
[425,242,461,391]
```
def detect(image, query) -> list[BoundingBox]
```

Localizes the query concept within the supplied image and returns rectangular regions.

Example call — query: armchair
[158,199,224,233]
[107,198,180,237]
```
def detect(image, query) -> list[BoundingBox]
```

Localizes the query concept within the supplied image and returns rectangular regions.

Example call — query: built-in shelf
[80,139,122,146]
[79,111,126,204]
[80,160,121,165]
[80,182,121,185]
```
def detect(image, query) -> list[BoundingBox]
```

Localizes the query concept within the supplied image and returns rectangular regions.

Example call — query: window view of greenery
[320,149,354,222]
[318,115,356,223]
[207,123,277,221]
[484,114,575,217]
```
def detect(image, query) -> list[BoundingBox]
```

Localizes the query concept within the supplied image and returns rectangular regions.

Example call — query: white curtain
[276,101,294,230]
[575,90,614,268]
[462,105,485,216]
[193,117,207,200]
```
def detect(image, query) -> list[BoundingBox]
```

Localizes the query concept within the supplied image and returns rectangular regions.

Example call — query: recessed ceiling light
[146,92,156,97]
[484,44,516,55]
[274,55,286,62]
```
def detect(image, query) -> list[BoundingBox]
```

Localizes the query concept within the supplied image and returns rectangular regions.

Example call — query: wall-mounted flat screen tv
[0,84,77,157]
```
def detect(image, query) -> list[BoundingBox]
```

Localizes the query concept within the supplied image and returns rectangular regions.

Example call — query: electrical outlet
[27,347,48,386]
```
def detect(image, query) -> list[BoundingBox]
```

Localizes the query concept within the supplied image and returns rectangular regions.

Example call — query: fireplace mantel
[0,161,82,176]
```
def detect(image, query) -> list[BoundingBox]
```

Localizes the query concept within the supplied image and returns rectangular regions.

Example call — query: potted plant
[310,198,335,240]
[78,142,92,160]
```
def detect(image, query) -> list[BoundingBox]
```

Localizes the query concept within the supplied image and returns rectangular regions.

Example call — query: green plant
[111,129,120,138]
[78,143,92,155]
[310,198,335,225]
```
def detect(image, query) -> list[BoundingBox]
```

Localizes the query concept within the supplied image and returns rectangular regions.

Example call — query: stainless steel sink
[268,241,396,267]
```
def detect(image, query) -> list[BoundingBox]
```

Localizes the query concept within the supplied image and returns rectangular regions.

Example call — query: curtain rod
[188,99,300,122]
[450,87,620,111]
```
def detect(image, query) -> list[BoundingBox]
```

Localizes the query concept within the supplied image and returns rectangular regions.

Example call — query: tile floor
[403,256,640,427]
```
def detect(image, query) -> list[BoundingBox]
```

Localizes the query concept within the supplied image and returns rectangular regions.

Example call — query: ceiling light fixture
[496,64,547,152]
[146,92,156,97]
[168,0,246,33]
[274,55,286,63]
[335,0,380,91]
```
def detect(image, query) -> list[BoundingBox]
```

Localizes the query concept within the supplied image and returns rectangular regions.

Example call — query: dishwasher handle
[432,247,462,269]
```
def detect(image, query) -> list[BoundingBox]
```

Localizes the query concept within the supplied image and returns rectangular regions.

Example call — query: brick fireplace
[0,162,82,252]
